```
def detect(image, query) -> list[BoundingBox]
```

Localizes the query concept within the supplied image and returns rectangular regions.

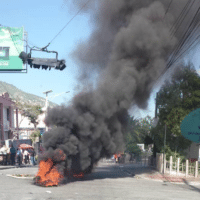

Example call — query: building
[0,92,18,145]
[185,142,200,161]
[14,108,46,140]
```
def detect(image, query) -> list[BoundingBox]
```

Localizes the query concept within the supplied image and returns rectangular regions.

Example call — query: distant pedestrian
[24,150,29,164]
[30,150,36,165]
[117,153,121,163]
[16,148,22,167]
[10,145,16,165]
[114,154,118,163]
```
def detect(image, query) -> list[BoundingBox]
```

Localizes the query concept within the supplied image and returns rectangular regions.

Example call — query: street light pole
[49,91,70,100]
[43,90,53,132]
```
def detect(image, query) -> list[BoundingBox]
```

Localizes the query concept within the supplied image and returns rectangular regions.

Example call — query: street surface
[0,162,200,200]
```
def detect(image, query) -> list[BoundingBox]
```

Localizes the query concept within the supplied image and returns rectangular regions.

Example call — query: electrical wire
[167,6,200,69]
[177,20,200,53]
[167,0,195,65]
[170,0,190,33]
[170,0,194,37]
[154,4,200,86]
[171,33,200,66]
[167,0,196,63]
[4,0,92,51]
[164,0,173,17]
[47,0,92,48]
[158,35,200,82]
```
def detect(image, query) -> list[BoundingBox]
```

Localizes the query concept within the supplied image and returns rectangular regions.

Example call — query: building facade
[14,109,45,140]
[0,92,18,145]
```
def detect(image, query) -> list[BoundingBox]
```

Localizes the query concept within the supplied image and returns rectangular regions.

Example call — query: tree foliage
[30,129,41,143]
[16,101,43,129]
[125,115,154,154]
[161,145,186,163]
[153,63,200,156]
[126,143,142,157]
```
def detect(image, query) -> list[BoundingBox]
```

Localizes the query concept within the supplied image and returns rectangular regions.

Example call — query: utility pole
[43,90,53,132]
[155,92,167,174]
[163,123,167,174]
[155,92,158,118]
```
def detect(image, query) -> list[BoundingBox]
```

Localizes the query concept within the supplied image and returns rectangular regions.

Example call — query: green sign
[180,108,200,143]
[0,27,24,71]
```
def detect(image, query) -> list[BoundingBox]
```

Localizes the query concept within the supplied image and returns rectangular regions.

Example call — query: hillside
[0,81,57,108]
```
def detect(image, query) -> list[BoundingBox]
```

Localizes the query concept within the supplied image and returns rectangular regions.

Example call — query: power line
[170,0,190,33]
[170,0,193,37]
[176,20,200,54]
[168,0,196,59]
[165,1,194,68]
[7,0,92,51]
[154,5,200,86]
[46,0,92,48]
[164,0,173,17]
[171,33,200,66]
[167,6,200,69]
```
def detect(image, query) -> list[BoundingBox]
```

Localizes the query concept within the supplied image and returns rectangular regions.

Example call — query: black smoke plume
[40,0,194,174]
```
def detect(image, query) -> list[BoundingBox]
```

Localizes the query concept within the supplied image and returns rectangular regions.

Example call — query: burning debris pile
[35,0,197,186]
[35,149,65,186]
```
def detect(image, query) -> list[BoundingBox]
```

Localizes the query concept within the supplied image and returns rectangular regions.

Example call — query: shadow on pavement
[64,163,157,184]
[182,179,200,194]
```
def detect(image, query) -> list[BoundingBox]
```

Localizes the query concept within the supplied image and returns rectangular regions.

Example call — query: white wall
[14,111,46,129]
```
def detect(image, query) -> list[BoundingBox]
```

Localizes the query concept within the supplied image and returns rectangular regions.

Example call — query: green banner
[0,27,24,71]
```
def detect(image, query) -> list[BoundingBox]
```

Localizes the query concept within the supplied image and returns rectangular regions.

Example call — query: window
[7,108,9,120]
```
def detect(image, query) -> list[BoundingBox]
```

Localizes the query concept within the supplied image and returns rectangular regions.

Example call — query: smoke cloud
[41,0,195,174]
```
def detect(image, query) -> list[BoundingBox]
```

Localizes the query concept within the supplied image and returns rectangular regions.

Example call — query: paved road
[0,162,200,200]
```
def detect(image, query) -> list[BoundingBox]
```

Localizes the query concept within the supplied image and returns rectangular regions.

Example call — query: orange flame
[35,149,85,186]
[35,158,63,187]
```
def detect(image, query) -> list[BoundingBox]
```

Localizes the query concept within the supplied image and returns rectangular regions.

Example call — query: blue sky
[0,0,90,105]
[0,0,200,120]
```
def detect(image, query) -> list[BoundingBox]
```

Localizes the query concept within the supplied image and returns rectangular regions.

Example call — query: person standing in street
[30,149,36,165]
[24,149,29,164]
[16,148,22,167]
[114,154,118,163]
[10,145,16,165]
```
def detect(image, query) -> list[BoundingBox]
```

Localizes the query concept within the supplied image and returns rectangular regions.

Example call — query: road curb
[6,174,34,179]
[137,173,200,185]
[0,166,15,170]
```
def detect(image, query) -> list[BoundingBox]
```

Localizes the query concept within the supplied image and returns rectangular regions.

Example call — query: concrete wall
[156,153,163,173]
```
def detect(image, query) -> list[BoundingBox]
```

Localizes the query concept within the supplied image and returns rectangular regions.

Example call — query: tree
[153,62,200,156]
[125,115,154,153]
[30,129,41,143]
[16,101,43,129]
[126,143,142,160]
